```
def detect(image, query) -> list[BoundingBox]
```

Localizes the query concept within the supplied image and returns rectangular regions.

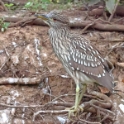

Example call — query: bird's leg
[78,84,87,106]
[68,84,80,117]
[74,84,80,109]
[68,83,87,117]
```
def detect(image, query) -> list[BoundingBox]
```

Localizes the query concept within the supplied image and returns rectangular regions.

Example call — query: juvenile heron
[36,11,114,116]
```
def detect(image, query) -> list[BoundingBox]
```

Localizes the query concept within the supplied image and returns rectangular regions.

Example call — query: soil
[0,9,124,124]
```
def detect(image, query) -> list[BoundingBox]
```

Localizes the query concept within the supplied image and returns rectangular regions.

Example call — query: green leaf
[41,4,47,10]
[3,22,10,29]
[105,0,116,14]
[84,0,100,6]
[24,2,33,8]
[42,0,51,4]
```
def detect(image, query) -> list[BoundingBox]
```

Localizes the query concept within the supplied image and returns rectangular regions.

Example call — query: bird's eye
[53,19,57,21]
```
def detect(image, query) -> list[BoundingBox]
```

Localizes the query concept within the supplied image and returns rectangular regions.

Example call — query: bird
[35,11,114,116]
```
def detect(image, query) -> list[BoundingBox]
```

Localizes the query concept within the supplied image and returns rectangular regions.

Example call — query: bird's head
[35,13,52,26]
[35,10,69,27]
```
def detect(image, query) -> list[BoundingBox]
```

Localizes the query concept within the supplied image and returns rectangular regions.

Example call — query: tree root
[1,12,124,31]
[0,91,115,123]
[32,91,114,123]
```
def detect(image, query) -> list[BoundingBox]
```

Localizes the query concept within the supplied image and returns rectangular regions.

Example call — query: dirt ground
[0,9,124,124]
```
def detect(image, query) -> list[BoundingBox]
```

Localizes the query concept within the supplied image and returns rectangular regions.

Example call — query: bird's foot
[66,105,83,117]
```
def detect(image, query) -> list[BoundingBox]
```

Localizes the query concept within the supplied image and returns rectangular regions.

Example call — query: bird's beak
[35,14,49,21]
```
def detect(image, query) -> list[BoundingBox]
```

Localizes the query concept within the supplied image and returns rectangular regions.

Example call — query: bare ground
[0,10,124,124]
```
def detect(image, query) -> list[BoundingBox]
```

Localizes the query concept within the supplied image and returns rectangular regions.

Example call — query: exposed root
[0,90,115,123]
[79,118,101,124]
[31,90,114,123]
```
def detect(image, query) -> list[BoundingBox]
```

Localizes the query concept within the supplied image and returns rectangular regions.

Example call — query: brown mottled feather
[66,35,113,91]
[46,13,113,92]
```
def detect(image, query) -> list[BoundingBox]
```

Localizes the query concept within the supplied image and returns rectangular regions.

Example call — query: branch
[108,0,120,22]
[33,110,68,122]
[69,19,124,31]
[0,103,44,108]
[0,77,41,84]
[1,13,124,31]
[79,118,101,124]
[116,62,124,68]
[0,0,8,12]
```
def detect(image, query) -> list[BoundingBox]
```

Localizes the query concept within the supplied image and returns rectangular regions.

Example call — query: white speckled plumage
[38,11,114,92]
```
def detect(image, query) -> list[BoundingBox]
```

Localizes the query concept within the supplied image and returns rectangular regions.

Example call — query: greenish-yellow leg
[74,84,80,110]
[68,84,87,117]
[78,84,87,106]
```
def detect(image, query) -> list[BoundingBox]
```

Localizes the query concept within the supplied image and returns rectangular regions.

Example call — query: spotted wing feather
[66,35,113,91]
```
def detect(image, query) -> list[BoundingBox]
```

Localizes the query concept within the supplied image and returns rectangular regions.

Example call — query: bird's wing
[66,36,110,78]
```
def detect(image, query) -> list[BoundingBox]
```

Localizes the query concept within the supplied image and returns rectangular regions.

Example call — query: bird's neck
[51,24,70,38]
[48,25,70,53]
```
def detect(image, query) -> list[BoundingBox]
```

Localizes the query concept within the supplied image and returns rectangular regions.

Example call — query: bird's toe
[66,106,83,118]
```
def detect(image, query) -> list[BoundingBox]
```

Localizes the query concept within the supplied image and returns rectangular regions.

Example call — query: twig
[100,111,114,120]
[44,77,52,101]
[0,45,10,70]
[33,110,68,122]
[100,113,109,122]
[88,91,112,103]
[0,0,8,12]
[90,100,114,115]
[89,18,111,24]
[0,77,41,84]
[85,112,92,120]
[114,17,124,23]
[80,17,112,34]
[79,118,101,124]
[4,45,10,57]
[0,58,8,70]
[69,19,124,31]
[45,93,65,102]
[9,17,37,27]
[51,93,75,102]
[106,42,124,56]
[51,101,73,107]
[100,38,124,42]
[97,109,101,122]
[108,0,120,22]
[0,103,44,108]
[80,21,95,34]
[116,62,124,68]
